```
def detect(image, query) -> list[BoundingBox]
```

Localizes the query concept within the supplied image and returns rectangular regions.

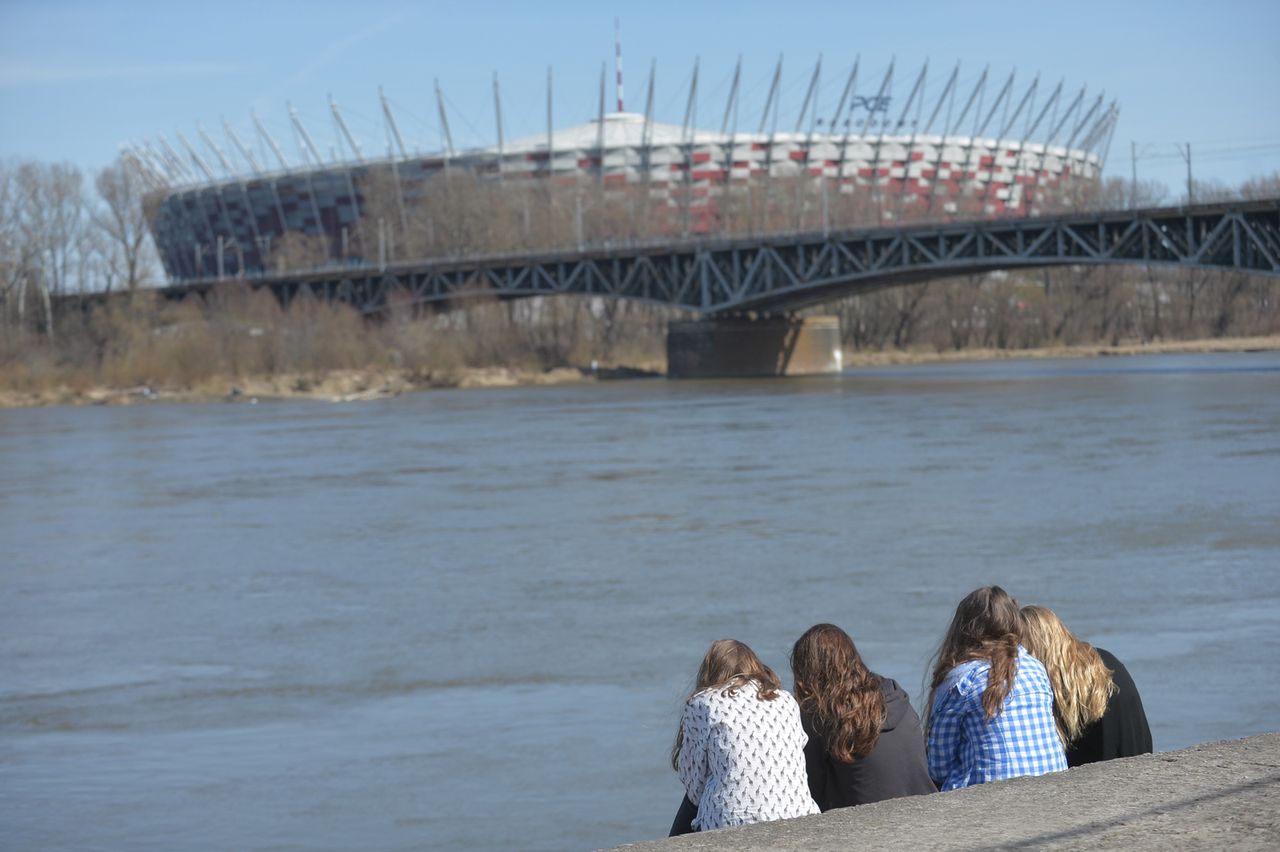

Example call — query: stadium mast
[1015,78,1063,212]
[922,61,960,213]
[795,56,822,227]
[832,57,859,183]
[252,109,290,170]
[546,67,554,183]
[134,143,177,186]
[196,122,234,176]
[492,73,505,174]
[156,135,196,183]
[378,86,410,229]
[597,63,607,183]
[329,95,364,163]
[894,61,929,217]
[223,119,263,175]
[680,57,699,235]
[720,56,741,192]
[379,87,409,158]
[287,103,324,167]
[145,140,184,185]
[175,131,216,182]
[862,59,893,219]
[201,122,264,259]
[615,17,625,113]
[1065,92,1105,152]
[759,55,783,180]
[641,60,655,185]
[434,79,455,164]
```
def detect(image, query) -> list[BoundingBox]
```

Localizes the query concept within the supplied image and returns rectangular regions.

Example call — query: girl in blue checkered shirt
[925,586,1067,790]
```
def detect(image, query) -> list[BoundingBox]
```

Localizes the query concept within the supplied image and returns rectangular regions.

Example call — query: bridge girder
[164,199,1280,316]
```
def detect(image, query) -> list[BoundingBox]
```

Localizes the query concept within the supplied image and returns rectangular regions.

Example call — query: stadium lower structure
[147,112,1105,280]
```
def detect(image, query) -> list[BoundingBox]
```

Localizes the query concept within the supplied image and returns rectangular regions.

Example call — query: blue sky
[1,0,1277,193]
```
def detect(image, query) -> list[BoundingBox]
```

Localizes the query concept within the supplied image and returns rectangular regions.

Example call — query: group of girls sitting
[670,585,1153,834]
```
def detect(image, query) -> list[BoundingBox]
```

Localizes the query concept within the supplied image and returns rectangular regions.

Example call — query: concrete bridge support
[666,315,843,378]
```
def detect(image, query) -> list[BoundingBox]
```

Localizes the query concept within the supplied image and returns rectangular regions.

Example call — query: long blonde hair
[1019,605,1115,745]
[671,639,781,770]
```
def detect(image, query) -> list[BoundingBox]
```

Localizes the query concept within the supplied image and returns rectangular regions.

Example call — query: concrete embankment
[612,733,1280,851]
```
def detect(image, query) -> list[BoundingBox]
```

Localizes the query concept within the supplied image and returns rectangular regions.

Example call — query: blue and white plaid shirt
[927,646,1067,791]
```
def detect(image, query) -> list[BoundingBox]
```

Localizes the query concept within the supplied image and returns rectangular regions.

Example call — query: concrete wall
[667,316,842,378]
[611,733,1280,851]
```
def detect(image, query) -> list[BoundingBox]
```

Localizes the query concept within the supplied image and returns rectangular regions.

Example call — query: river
[2,351,1278,850]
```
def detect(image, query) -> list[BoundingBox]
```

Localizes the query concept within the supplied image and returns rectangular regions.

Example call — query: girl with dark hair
[671,639,818,831]
[790,624,936,809]
[926,586,1066,790]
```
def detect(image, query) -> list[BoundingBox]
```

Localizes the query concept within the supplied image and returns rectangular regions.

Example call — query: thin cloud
[0,61,244,87]
[250,11,410,110]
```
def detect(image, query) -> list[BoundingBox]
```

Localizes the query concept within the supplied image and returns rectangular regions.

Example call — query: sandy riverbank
[838,335,1280,367]
[0,365,611,409]
[1,336,1276,409]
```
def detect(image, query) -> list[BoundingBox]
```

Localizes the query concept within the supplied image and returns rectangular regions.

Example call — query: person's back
[928,647,1067,790]
[678,679,818,829]
[801,675,936,809]
[1066,647,1152,766]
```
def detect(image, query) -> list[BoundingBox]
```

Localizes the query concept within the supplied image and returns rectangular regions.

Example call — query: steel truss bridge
[166,199,1280,316]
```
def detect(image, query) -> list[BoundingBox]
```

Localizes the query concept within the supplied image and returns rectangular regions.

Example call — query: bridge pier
[666,315,843,378]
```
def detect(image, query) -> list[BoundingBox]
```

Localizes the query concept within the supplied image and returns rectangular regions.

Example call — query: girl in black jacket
[1019,605,1153,766]
[790,624,936,809]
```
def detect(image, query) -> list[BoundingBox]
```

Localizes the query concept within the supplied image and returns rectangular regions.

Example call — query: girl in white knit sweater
[672,639,819,831]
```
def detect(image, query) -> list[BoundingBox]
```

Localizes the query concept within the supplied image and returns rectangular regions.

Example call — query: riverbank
[1,335,1276,408]
[613,733,1280,851]
[836,334,1280,367]
[0,365,610,408]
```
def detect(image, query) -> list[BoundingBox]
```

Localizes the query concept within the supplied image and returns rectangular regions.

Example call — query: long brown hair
[670,639,782,770]
[928,586,1022,723]
[1019,605,1115,745]
[790,624,886,763]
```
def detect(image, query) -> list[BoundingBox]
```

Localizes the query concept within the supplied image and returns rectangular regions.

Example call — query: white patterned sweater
[677,680,820,830]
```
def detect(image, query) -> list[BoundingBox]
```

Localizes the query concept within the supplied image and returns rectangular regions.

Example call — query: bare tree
[0,162,39,329]
[1240,172,1280,200]
[267,231,330,273]
[7,161,87,337]
[94,156,156,292]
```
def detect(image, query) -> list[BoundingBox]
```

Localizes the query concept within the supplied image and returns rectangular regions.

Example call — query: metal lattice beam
[165,199,1280,316]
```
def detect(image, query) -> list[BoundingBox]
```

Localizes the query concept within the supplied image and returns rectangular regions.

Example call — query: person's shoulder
[876,674,909,700]
[1016,646,1052,677]
[947,658,990,693]
[687,687,718,709]
[689,679,764,707]
[1094,647,1123,669]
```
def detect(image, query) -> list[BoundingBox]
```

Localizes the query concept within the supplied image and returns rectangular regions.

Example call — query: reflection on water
[2,352,1279,850]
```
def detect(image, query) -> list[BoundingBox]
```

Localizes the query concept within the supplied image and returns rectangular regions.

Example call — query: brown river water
[2,352,1279,850]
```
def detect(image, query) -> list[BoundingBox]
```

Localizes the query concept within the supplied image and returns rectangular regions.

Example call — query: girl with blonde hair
[926,586,1066,790]
[671,639,818,832]
[1019,605,1152,766]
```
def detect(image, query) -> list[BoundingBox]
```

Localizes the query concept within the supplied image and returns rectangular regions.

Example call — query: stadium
[132,55,1120,282]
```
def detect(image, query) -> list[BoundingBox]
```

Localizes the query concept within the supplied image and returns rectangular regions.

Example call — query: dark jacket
[800,675,937,810]
[1066,648,1153,767]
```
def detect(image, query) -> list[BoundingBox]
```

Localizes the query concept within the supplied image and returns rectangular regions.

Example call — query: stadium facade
[133,58,1120,281]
